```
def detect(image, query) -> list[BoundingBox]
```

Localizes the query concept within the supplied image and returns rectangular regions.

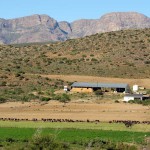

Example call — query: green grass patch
[0,121,150,132]
[0,127,149,144]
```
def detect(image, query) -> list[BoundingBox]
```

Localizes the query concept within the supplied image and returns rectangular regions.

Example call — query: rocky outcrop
[0,14,68,44]
[96,12,150,32]
[69,12,150,38]
[58,21,72,34]
[0,12,150,44]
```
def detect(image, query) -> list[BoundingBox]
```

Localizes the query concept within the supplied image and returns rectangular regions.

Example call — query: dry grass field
[0,100,149,122]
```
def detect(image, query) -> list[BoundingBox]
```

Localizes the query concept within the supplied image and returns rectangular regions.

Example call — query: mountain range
[0,12,150,44]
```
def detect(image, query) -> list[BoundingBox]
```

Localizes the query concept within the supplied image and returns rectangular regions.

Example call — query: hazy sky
[1,0,150,22]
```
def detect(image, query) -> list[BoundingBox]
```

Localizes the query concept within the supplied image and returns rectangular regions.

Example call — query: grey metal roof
[71,82,129,88]
[124,94,143,98]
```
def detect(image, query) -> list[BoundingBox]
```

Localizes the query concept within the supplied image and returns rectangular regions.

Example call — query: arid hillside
[1,28,150,78]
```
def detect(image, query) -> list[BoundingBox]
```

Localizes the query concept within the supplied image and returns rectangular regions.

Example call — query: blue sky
[0,0,150,22]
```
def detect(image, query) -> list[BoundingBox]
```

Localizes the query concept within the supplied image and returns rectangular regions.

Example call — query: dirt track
[41,74,150,88]
[0,101,149,121]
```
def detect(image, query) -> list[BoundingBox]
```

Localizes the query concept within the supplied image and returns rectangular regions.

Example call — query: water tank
[64,86,68,92]
[133,85,138,92]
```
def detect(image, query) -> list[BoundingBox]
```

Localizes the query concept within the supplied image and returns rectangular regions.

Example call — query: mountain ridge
[0,12,150,44]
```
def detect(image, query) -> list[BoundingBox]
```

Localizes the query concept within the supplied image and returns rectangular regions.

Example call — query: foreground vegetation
[0,127,149,149]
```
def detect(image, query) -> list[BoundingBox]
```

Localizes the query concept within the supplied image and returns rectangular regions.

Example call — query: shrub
[60,93,71,103]
[91,58,98,61]
[0,81,7,86]
[78,138,137,150]
[15,73,21,77]
[40,97,51,101]
[115,100,120,103]
[6,138,15,143]
[94,89,103,96]
[0,97,6,103]
[21,95,29,102]
[90,54,94,57]
[144,61,150,64]
[82,54,87,58]
[53,93,71,103]
[28,135,70,150]
[128,99,150,106]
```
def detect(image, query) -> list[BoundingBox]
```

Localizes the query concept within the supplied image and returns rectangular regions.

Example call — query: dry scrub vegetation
[0,28,150,103]
[0,28,150,78]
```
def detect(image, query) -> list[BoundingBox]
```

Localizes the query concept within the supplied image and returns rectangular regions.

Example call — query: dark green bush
[94,89,103,96]
[115,100,120,103]
[128,99,150,106]
[0,81,7,86]
[40,97,51,101]
[53,93,70,103]
[91,58,98,61]
[28,135,70,150]
[0,97,6,103]
[144,61,150,64]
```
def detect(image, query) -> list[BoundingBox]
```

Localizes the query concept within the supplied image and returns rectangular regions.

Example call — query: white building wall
[133,85,138,92]
[123,96,134,102]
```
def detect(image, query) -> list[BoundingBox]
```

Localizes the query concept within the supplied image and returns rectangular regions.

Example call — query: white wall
[123,96,134,102]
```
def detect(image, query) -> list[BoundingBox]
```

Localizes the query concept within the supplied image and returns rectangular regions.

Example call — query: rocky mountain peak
[8,14,57,29]
[99,12,150,31]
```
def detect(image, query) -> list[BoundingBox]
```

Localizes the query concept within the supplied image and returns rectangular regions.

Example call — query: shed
[123,94,143,102]
[71,82,130,93]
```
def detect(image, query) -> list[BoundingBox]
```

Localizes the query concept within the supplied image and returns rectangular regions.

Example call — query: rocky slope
[0,12,150,44]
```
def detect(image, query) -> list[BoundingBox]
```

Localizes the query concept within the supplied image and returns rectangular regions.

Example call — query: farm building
[71,82,130,93]
[123,94,143,102]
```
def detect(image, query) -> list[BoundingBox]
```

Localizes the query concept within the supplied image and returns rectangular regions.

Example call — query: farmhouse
[71,82,130,93]
[123,94,143,102]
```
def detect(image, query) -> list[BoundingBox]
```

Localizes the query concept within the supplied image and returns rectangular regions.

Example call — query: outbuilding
[123,94,143,102]
[71,82,130,93]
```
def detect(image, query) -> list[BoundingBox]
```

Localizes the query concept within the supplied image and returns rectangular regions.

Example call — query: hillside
[0,28,150,102]
[0,28,150,78]
[0,12,150,44]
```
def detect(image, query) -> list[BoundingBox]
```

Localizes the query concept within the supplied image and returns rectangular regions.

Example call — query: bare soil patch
[0,101,149,121]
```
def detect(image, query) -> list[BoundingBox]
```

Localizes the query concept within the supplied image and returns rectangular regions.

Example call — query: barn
[71,82,130,93]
